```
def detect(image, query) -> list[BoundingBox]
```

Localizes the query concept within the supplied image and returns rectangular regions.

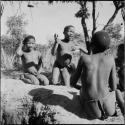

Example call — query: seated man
[71,31,124,119]
[17,35,49,85]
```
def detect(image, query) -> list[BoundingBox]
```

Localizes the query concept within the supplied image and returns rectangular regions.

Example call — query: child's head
[63,25,75,40]
[23,35,35,50]
[91,30,111,53]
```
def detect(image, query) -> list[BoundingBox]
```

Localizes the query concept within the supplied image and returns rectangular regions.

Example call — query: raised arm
[51,34,60,56]
[71,56,84,86]
[109,59,117,91]
[16,41,23,56]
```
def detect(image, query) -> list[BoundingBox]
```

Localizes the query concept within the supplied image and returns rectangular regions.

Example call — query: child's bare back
[80,51,116,100]
[71,31,120,119]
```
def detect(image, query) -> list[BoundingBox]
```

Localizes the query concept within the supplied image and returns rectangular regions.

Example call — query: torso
[80,51,114,100]
[56,40,75,67]
[21,50,40,73]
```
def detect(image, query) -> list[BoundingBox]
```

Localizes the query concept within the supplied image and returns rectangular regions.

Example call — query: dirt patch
[1,78,124,124]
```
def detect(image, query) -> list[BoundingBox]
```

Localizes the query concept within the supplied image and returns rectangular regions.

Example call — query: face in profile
[64,27,75,40]
[26,38,35,50]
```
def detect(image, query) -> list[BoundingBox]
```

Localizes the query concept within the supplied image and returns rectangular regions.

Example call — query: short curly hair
[91,30,111,52]
[23,35,35,45]
[63,25,75,33]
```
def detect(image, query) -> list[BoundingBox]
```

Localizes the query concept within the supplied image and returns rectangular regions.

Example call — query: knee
[31,78,39,85]
[43,78,49,86]
[52,78,58,85]
[39,75,49,86]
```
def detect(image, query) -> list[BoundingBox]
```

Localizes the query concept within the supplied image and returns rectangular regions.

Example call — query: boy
[17,35,49,85]
[71,31,124,119]
[51,25,80,87]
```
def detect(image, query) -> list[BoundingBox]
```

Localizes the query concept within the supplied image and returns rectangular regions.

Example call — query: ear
[63,31,65,35]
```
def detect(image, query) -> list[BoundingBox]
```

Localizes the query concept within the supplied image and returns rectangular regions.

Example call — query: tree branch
[103,9,119,30]
[103,1,124,30]
[121,8,125,22]
[0,3,4,17]
[92,1,96,36]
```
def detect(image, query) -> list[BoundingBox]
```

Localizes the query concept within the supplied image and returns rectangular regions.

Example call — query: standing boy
[51,25,79,87]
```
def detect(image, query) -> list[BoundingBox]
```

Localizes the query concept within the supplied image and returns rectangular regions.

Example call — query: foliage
[105,23,123,45]
[1,14,28,70]
[28,104,57,124]
[6,14,27,40]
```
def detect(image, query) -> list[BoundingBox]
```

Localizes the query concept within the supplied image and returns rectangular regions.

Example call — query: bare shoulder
[35,50,41,57]
[80,53,91,64]
[17,49,24,56]
[104,49,115,62]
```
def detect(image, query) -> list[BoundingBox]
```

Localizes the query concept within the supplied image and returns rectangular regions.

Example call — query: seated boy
[17,35,49,85]
[71,31,124,119]
[51,25,78,87]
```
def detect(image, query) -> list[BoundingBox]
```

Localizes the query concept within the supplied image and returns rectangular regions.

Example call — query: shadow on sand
[28,87,90,120]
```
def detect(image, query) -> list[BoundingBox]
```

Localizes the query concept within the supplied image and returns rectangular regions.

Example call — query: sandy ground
[1,78,124,124]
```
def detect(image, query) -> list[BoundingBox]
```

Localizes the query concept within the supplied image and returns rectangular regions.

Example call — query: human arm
[72,43,88,54]
[51,34,60,56]
[109,59,117,91]
[71,56,83,86]
[37,52,44,74]
[16,41,24,56]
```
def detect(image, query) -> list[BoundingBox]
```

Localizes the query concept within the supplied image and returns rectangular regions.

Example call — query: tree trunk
[121,8,125,23]
[0,3,4,17]
[103,9,119,30]
[81,18,91,54]
[92,1,96,36]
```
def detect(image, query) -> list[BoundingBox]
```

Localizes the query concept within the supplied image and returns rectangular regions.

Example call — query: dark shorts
[54,60,75,74]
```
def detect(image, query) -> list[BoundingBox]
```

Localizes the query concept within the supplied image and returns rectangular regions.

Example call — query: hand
[54,33,61,44]
[28,69,38,76]
[71,45,80,51]
[36,73,41,79]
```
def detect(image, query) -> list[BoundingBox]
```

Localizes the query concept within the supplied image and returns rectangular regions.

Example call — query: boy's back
[72,31,117,119]
[80,50,115,100]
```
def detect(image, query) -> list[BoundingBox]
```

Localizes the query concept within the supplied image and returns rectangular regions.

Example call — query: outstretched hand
[54,33,61,44]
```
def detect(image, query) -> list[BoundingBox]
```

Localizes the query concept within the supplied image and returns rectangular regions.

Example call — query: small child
[51,25,81,87]
[71,31,124,119]
[17,35,49,85]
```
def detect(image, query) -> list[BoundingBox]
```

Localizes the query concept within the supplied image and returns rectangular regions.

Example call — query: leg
[23,73,39,85]
[38,74,49,86]
[67,63,76,75]
[103,91,116,116]
[116,89,124,115]
[52,66,60,85]
[61,67,70,87]
[80,89,102,119]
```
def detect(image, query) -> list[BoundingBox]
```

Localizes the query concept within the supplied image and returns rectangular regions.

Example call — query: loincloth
[80,89,116,119]
[54,60,75,74]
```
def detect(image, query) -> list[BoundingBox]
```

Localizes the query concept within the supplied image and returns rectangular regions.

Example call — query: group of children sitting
[17,25,124,119]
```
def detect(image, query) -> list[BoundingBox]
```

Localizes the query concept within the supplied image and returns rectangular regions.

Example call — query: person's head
[63,25,75,41]
[91,30,111,53]
[23,35,35,51]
